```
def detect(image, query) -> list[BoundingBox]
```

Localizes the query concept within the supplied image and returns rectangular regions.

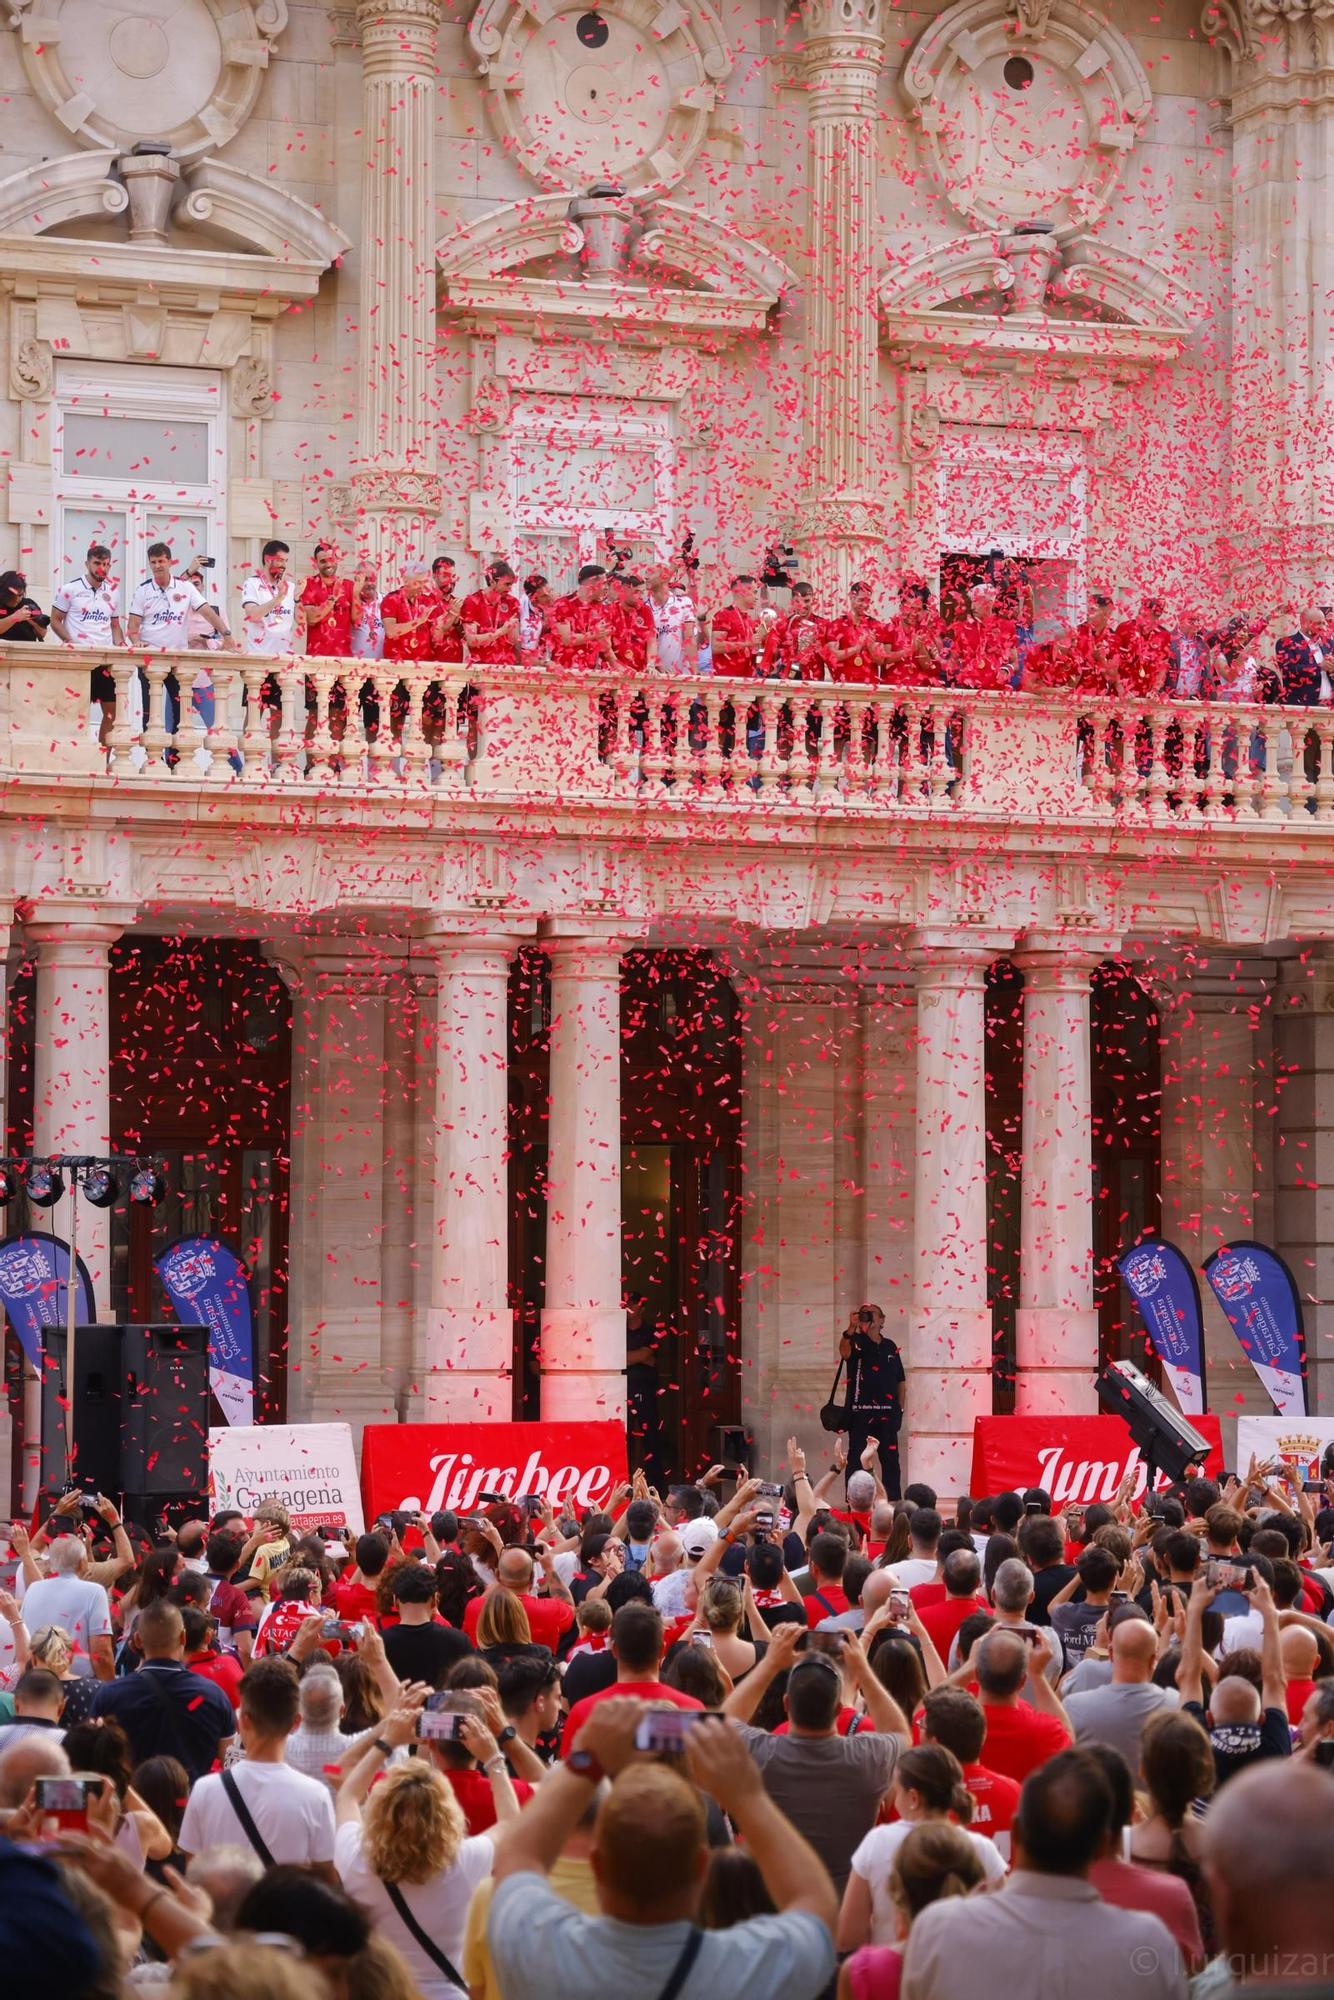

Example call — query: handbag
[820,1356,850,1433]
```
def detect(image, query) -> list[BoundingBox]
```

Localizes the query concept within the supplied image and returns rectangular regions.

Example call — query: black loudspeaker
[121,1323,210,1497]
[1095,1357,1213,1484]
[41,1323,210,1505]
[40,1324,125,1498]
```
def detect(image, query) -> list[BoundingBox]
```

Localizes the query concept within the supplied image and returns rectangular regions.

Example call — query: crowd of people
[5,540,1334,746]
[2,1432,1334,2000]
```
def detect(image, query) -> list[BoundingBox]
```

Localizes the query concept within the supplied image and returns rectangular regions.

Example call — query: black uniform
[844,1330,905,1500]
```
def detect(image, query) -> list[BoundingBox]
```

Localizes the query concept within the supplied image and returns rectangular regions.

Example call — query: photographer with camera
[0,570,49,642]
[837,1304,905,1500]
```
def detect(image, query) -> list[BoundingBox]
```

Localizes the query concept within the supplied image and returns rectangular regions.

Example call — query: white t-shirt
[53,573,120,645]
[240,574,297,656]
[128,577,206,651]
[650,591,697,673]
[180,1760,336,1865]
[350,595,385,660]
[883,1558,938,1591]
[334,1822,493,1999]
[851,1820,1007,1942]
[18,1574,112,1677]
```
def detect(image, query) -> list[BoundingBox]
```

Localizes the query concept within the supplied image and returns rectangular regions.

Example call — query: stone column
[0,899,15,1506]
[423,930,526,1420]
[352,0,445,565]
[1275,951,1334,1414]
[791,0,886,596]
[1210,3,1334,590]
[906,930,1010,1493]
[1013,934,1119,1414]
[540,923,633,1425]
[26,904,132,1508]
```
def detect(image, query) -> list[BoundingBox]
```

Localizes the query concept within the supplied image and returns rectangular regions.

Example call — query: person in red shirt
[947,582,1017,690]
[298,542,356,658]
[1071,591,1120,695]
[1085,1741,1205,1968]
[461,559,521,665]
[610,574,655,671]
[380,564,442,664]
[462,1546,576,1653]
[760,580,828,680]
[1113,597,1173,696]
[825,581,885,684]
[878,578,941,686]
[803,1531,852,1628]
[971,1627,1073,1783]
[428,555,465,665]
[182,1605,245,1710]
[328,1530,391,1626]
[550,565,617,670]
[919,1687,1020,1854]
[917,1550,988,1661]
[1280,1625,1320,1726]
[560,1602,704,1757]
[710,574,763,676]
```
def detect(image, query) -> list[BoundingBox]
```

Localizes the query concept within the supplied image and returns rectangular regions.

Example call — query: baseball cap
[680,1519,719,1559]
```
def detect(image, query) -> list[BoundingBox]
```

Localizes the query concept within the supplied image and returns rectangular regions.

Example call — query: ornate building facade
[1,0,1332,1498]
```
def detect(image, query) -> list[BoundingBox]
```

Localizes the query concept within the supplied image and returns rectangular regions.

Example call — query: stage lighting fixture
[82,1164,119,1208]
[26,1160,64,1207]
[129,1165,165,1207]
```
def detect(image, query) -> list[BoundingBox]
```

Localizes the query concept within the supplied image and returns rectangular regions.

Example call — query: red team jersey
[461,588,521,664]
[299,575,355,656]
[380,588,441,664]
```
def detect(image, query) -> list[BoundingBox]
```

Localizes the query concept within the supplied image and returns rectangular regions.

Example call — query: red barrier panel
[361,1420,628,1521]
[969,1413,1224,1505]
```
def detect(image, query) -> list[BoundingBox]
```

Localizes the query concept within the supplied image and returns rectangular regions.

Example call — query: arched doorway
[508,949,743,1474]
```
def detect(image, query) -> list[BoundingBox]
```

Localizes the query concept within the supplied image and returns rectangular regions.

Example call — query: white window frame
[508,396,677,568]
[52,361,225,596]
[936,425,1088,628]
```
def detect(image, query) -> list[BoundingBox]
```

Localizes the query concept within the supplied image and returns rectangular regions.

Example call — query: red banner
[970,1413,1224,1506]
[360,1420,628,1522]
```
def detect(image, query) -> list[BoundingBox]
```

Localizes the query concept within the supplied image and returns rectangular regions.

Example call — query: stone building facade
[1,0,1332,1499]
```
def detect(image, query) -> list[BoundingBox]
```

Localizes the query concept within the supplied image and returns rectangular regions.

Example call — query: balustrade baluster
[106,660,139,775]
[141,660,172,777]
[203,661,239,783]
[401,671,431,787]
[238,664,271,778]
[1315,717,1334,821]
[172,657,206,777]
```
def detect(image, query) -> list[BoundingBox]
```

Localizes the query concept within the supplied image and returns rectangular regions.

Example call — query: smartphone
[889,1590,912,1621]
[634,1709,702,1753]
[1024,1500,1045,1515]
[689,1630,714,1649]
[756,1482,783,1500]
[1303,1481,1324,1496]
[1206,1557,1248,1591]
[35,1776,94,1831]
[419,1694,478,1741]
[457,1516,482,1532]
[519,1494,546,1517]
[80,1492,100,1509]
[806,1629,847,1656]
[321,1619,359,1645]
[754,1510,775,1530]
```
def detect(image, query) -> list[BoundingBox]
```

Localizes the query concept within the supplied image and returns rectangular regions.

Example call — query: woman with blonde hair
[692,1575,762,1680]
[28,1623,99,1724]
[335,1725,498,1999]
[475,1586,532,1656]
[838,1821,986,2000]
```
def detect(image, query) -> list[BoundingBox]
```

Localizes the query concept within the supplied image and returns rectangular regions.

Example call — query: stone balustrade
[5,640,1334,827]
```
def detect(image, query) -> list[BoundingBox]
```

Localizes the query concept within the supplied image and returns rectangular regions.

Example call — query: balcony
[4,640,1334,841]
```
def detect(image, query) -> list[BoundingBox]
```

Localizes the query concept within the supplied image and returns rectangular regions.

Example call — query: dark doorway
[508,949,743,1476]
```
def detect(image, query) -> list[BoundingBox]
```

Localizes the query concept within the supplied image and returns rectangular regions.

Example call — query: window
[52,362,225,596]
[508,395,676,585]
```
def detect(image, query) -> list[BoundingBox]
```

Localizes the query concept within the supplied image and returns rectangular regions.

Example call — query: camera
[680,529,700,575]
[761,542,799,588]
[634,1709,701,1752]
[196,556,216,569]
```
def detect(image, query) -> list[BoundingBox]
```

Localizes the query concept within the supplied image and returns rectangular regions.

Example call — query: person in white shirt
[51,543,124,744]
[241,538,300,657]
[349,570,384,661]
[127,541,232,739]
[838,1745,1007,1950]
[179,1654,337,1878]
[18,1536,114,1681]
[647,564,698,673]
[883,1509,942,1593]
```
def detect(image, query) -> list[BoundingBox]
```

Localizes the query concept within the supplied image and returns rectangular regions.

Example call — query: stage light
[82,1164,119,1208]
[0,1166,16,1206]
[26,1160,64,1207]
[129,1165,165,1207]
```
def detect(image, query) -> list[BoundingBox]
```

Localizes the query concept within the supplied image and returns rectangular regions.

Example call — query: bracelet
[136,1885,169,1923]
[373,1737,394,1757]
[483,1756,508,1776]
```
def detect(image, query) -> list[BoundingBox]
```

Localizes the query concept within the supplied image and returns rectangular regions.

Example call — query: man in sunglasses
[837,1303,905,1500]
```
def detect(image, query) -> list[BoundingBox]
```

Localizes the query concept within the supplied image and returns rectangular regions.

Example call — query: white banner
[1235,1415,1334,1483]
[208,1422,364,1535]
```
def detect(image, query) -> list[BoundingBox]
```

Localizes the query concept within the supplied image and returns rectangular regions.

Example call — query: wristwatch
[497,1724,518,1747]
[567,1747,605,1783]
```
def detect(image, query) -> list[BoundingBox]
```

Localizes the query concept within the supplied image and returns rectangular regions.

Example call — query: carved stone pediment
[436,195,791,343]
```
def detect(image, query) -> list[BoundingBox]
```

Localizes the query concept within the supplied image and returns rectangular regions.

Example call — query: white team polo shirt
[128,577,205,651]
[53,572,120,645]
[240,574,297,656]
